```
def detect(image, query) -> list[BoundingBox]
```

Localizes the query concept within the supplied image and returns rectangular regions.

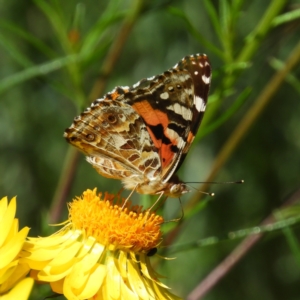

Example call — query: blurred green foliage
[1,0,300,299]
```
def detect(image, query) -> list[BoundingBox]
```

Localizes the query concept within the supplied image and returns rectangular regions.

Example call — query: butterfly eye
[170,184,180,194]
[107,114,117,124]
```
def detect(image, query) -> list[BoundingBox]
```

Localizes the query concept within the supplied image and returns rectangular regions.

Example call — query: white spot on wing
[195,96,206,112]
[202,74,210,84]
[132,82,140,88]
[166,127,184,146]
[167,103,192,121]
[160,92,169,99]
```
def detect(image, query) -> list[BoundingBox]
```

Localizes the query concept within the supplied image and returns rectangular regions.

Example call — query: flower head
[0,196,33,299]
[20,189,181,300]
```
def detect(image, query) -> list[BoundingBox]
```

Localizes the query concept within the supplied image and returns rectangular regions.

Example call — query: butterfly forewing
[64,54,211,197]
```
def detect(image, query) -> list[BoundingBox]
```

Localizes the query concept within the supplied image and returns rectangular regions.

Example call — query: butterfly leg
[148,192,167,211]
[122,184,138,209]
[163,197,184,224]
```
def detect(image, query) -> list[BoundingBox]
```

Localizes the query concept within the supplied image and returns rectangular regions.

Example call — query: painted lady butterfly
[64,54,211,197]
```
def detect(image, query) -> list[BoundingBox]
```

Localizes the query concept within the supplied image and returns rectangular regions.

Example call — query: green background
[1,0,300,299]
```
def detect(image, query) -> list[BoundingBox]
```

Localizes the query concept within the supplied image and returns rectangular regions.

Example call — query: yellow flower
[20,189,181,300]
[0,196,33,299]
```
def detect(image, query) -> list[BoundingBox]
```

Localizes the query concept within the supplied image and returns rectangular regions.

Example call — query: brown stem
[187,186,300,300]
[49,148,79,223]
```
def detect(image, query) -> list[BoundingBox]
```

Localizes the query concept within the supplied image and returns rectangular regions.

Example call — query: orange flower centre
[68,189,163,252]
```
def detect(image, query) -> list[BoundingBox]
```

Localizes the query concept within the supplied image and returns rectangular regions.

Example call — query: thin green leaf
[203,0,222,41]
[169,236,221,254]
[81,38,111,70]
[72,2,86,30]
[219,0,234,62]
[34,0,70,53]
[272,8,300,27]
[0,20,57,59]
[170,214,300,254]
[219,0,230,36]
[168,6,224,59]
[0,32,32,68]
[238,0,288,63]
[232,0,245,12]
[0,54,82,95]
[197,87,252,140]
[282,226,300,267]
[269,57,300,95]
[230,0,244,26]
[80,11,125,57]
[275,210,300,267]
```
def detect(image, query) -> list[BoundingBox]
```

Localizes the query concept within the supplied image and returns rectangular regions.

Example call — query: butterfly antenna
[185,184,215,197]
[184,180,244,196]
[186,180,244,185]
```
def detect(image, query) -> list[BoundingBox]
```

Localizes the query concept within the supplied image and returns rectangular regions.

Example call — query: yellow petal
[76,242,104,274]
[0,263,30,295]
[60,244,106,299]
[105,255,121,299]
[69,263,106,299]
[49,240,81,267]
[0,197,16,247]
[1,277,34,300]
[25,229,81,248]
[75,236,97,259]
[0,227,29,269]
[127,256,149,299]
[0,260,18,285]
[120,276,139,300]
[50,278,64,294]
[118,250,129,279]
[0,196,8,220]
[39,257,77,282]
[20,247,61,268]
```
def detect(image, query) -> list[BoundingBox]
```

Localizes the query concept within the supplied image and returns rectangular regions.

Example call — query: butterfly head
[158,174,189,198]
[167,182,189,197]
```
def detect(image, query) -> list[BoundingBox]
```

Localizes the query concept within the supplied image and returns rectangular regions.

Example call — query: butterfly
[64,54,211,197]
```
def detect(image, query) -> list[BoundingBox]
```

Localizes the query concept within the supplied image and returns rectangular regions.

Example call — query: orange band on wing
[187,131,195,144]
[132,100,180,168]
[132,100,169,128]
